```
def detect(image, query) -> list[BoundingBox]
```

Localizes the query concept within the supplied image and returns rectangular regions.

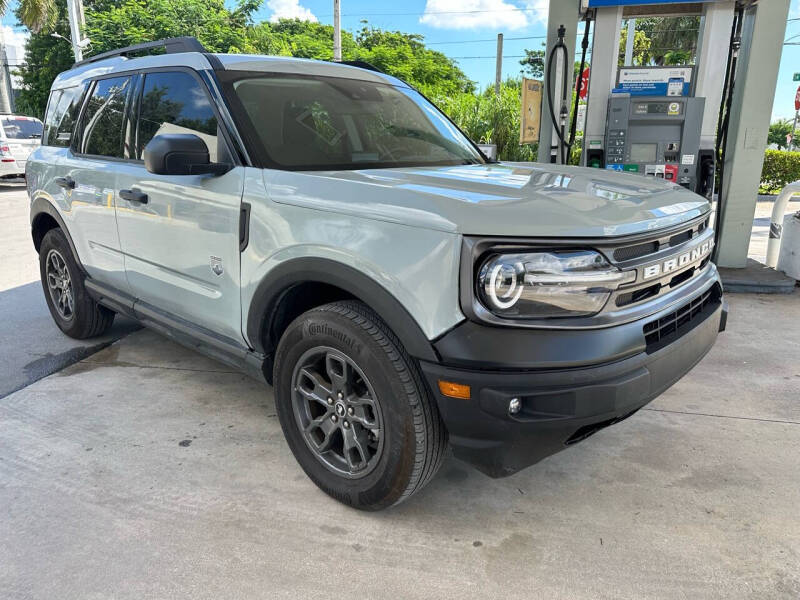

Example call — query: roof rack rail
[73,36,208,68]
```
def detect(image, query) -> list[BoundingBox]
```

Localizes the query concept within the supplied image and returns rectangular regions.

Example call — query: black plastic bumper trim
[421,299,725,478]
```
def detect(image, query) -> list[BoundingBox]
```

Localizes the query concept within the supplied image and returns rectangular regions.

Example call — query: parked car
[1,114,43,178]
[27,38,727,510]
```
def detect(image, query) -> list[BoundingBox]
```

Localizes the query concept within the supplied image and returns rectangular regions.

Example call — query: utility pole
[66,0,86,62]
[0,26,13,114]
[495,33,503,95]
[333,0,342,62]
[624,19,636,65]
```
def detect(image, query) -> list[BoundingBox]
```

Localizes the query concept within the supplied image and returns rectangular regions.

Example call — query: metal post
[791,110,798,151]
[581,6,623,166]
[66,0,85,62]
[624,19,635,66]
[538,0,578,165]
[0,26,13,114]
[694,1,735,152]
[716,0,791,268]
[333,0,342,62]
[495,33,503,96]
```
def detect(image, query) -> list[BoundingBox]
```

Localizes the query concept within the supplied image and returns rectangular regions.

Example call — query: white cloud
[522,0,548,26]
[420,0,530,31]
[267,0,317,23]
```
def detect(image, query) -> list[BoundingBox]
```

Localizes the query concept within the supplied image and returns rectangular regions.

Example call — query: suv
[28,38,726,510]
[1,113,43,178]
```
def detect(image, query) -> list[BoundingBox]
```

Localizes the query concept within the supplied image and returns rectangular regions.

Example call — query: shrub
[433,82,538,162]
[760,149,800,193]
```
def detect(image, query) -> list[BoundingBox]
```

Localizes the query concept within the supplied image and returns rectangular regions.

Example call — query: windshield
[228,74,484,170]
[2,117,43,140]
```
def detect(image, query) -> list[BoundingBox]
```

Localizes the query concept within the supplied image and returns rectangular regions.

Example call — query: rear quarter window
[43,84,88,147]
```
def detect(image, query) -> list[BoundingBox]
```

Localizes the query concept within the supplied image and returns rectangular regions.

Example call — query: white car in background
[0,114,43,178]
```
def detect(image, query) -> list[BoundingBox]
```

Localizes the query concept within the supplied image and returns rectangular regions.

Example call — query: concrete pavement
[0,183,139,398]
[1,293,798,599]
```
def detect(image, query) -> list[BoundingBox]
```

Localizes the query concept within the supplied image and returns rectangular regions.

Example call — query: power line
[425,35,546,45]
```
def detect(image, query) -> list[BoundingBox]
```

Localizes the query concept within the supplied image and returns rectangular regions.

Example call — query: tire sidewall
[274,307,419,510]
[39,229,91,338]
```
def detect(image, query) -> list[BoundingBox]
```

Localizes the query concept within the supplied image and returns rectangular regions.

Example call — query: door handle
[55,176,75,190]
[119,188,148,204]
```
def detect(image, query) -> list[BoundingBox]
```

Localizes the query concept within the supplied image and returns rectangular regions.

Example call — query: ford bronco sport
[27,38,726,510]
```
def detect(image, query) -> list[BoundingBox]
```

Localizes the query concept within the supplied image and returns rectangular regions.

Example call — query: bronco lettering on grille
[642,239,713,280]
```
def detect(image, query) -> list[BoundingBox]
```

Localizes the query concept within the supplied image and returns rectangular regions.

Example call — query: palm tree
[0,0,59,113]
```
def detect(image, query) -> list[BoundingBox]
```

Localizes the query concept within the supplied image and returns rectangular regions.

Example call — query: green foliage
[84,0,257,54]
[433,81,536,163]
[618,28,652,66]
[636,16,699,66]
[520,47,545,79]
[13,0,74,119]
[760,149,800,193]
[768,119,794,151]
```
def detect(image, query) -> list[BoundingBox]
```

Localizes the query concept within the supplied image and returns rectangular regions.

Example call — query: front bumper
[421,281,726,478]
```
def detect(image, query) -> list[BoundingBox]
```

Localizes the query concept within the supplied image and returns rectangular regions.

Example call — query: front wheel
[273,301,447,510]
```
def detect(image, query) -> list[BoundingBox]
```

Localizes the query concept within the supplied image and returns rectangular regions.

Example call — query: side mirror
[143,134,231,176]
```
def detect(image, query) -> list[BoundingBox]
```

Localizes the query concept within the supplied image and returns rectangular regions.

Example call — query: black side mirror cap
[143,133,232,176]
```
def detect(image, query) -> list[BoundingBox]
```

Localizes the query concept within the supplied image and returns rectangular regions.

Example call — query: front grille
[614,241,659,262]
[643,285,721,352]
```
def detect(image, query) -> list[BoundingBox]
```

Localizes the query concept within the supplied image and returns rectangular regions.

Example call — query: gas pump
[604,94,706,190]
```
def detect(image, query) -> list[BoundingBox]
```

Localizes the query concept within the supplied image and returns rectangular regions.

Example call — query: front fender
[244,256,442,362]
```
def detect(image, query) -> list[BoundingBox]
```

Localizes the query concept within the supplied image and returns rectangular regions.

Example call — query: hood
[266,162,710,238]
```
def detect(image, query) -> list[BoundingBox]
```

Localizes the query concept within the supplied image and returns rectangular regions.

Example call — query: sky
[2,0,800,121]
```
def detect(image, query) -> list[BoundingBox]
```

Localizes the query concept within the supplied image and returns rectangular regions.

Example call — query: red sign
[795,85,800,111]
[576,67,590,100]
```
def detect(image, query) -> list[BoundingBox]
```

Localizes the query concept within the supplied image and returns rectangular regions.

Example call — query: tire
[39,228,115,339]
[273,300,447,510]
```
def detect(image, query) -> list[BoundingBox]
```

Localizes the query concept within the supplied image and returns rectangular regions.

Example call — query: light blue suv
[28,37,726,510]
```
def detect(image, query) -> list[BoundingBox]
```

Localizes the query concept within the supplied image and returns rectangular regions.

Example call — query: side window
[78,76,133,158]
[43,84,87,147]
[136,71,219,160]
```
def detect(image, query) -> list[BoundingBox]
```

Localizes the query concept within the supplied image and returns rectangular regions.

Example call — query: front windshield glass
[230,74,484,170]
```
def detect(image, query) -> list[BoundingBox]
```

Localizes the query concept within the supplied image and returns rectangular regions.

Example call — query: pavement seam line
[643,407,800,426]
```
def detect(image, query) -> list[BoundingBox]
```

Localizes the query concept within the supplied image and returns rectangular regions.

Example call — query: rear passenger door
[114,70,245,344]
[59,75,135,294]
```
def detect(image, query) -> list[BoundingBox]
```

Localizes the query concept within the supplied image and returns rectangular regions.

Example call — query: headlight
[477,250,634,319]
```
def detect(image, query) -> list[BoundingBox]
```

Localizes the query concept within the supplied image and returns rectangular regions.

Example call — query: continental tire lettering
[307,322,362,353]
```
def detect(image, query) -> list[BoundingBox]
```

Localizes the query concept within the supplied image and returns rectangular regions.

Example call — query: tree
[637,16,699,66]
[618,28,652,66]
[84,0,258,54]
[519,48,545,79]
[768,119,794,150]
[13,0,74,118]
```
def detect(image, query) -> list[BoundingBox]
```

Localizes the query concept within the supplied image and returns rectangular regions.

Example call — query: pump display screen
[630,143,658,163]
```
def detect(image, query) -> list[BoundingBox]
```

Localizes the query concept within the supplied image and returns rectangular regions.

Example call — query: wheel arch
[30,197,84,272]
[247,257,440,366]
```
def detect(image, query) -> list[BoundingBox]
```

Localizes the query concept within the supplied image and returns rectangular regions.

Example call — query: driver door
[114,69,245,344]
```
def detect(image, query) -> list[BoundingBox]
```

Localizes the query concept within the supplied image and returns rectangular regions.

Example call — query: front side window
[136,71,219,160]
[227,74,484,170]
[43,84,87,147]
[78,76,133,158]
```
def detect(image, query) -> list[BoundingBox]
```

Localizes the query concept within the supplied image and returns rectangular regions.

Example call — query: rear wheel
[273,300,447,510]
[39,228,115,339]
